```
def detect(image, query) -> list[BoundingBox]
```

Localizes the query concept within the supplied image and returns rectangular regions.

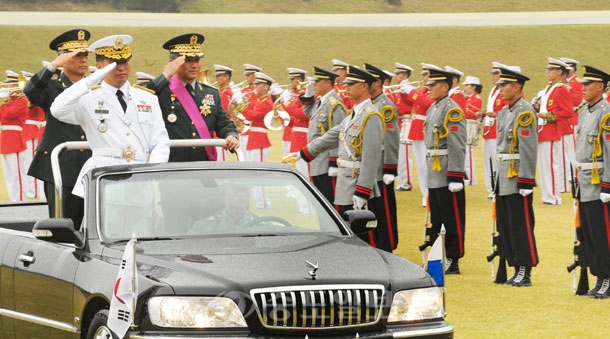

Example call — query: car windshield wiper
[240,233,284,237]
[107,237,175,244]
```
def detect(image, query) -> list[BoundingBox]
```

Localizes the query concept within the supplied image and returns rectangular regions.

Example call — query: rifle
[566,164,589,295]
[485,157,506,283]
[418,195,432,265]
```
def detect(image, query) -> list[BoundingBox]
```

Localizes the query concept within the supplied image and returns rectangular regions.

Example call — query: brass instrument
[383,80,423,91]
[0,74,26,99]
[197,69,212,85]
[264,97,290,131]
[227,92,252,133]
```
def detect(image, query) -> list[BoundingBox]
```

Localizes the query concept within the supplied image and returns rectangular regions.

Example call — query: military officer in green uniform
[147,33,239,161]
[24,29,92,227]
[494,66,539,287]
[424,67,467,274]
[576,65,610,298]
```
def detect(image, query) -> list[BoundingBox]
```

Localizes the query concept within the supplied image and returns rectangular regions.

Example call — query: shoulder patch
[132,84,155,94]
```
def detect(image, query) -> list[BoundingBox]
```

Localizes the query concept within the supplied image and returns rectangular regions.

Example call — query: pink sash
[169,76,217,160]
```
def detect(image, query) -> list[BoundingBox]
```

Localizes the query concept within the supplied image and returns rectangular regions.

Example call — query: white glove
[519,189,533,196]
[400,80,414,94]
[328,167,339,177]
[304,80,315,97]
[232,91,244,104]
[85,62,116,88]
[601,193,610,203]
[269,84,283,96]
[280,89,292,103]
[448,182,464,192]
[282,151,302,164]
[383,174,395,185]
[353,195,368,210]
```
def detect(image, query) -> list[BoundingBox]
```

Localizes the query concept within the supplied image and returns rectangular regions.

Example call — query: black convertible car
[0,159,453,338]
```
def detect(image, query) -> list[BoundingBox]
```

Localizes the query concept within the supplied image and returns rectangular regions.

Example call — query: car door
[11,238,79,338]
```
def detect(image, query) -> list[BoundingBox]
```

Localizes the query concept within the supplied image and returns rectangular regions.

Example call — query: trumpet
[276,80,310,90]
[229,80,248,90]
[384,80,423,91]
[264,97,290,131]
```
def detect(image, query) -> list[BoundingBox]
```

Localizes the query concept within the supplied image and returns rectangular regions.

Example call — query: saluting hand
[162,55,185,79]
[51,50,81,71]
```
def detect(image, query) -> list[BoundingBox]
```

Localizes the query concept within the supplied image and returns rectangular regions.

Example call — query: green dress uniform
[24,29,92,226]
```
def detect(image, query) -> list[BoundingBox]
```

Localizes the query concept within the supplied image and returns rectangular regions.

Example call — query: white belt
[0,125,22,131]
[426,149,448,157]
[413,114,426,121]
[25,120,46,127]
[292,127,308,133]
[497,154,520,161]
[467,119,479,124]
[337,159,361,169]
[576,162,604,170]
[93,148,148,162]
[248,127,267,133]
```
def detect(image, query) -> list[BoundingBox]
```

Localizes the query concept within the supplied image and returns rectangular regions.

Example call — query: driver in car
[190,183,258,233]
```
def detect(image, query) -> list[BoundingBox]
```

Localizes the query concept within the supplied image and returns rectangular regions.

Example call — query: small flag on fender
[108,236,138,338]
[425,231,445,287]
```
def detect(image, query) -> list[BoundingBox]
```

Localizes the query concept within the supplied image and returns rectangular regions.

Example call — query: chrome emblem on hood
[305,260,319,280]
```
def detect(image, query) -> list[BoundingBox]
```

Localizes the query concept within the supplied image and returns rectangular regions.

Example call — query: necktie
[185,83,195,98]
[116,89,127,113]
[315,100,321,110]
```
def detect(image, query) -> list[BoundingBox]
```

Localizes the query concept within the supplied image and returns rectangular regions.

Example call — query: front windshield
[97,169,343,241]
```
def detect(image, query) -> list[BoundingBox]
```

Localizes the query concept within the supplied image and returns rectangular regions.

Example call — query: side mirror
[32,218,84,247]
[343,210,377,235]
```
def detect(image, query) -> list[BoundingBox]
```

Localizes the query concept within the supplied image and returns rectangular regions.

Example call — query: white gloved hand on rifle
[85,62,116,88]
[383,174,395,185]
[353,195,367,210]
[328,167,339,177]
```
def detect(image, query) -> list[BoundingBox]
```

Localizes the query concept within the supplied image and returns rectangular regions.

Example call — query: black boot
[593,278,610,299]
[587,277,604,297]
[505,267,518,285]
[445,258,460,274]
[511,266,531,287]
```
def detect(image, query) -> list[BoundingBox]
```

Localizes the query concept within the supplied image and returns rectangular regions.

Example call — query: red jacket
[218,85,233,112]
[23,101,46,142]
[538,84,573,141]
[404,87,433,141]
[483,87,507,140]
[241,94,273,150]
[449,88,467,112]
[566,75,582,126]
[465,93,482,120]
[283,91,308,152]
[334,83,354,109]
[0,96,27,154]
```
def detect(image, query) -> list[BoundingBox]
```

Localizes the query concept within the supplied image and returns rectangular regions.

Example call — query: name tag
[95,109,109,114]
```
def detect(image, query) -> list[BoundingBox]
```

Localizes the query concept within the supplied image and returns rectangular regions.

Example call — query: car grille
[250,284,385,329]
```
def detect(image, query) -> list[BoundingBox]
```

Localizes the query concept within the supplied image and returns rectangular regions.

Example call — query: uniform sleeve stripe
[355,185,372,197]
[447,171,464,178]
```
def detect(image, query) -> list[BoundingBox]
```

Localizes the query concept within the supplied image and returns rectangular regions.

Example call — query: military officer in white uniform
[51,34,170,197]
[424,67,467,274]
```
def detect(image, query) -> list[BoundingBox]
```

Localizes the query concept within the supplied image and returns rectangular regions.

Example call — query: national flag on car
[108,236,138,338]
[425,228,445,287]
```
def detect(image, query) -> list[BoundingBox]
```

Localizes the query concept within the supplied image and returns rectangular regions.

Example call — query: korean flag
[108,236,138,337]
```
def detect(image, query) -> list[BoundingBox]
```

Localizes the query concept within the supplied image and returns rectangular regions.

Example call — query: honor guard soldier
[393,62,415,192]
[298,66,348,205]
[50,34,171,197]
[364,62,400,252]
[332,59,354,109]
[462,75,483,186]
[576,66,610,298]
[24,29,92,225]
[534,57,573,205]
[0,70,27,202]
[401,63,439,207]
[289,65,384,239]
[424,67,467,274]
[147,33,239,162]
[494,66,539,287]
[482,62,509,199]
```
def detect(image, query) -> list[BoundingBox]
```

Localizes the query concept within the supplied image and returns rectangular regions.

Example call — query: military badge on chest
[95,100,109,133]
[200,94,215,117]
[168,94,178,123]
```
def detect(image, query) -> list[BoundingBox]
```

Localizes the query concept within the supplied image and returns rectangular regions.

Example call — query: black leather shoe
[587,278,604,297]
[511,266,532,287]
[593,278,610,299]
[505,267,518,285]
[445,258,460,274]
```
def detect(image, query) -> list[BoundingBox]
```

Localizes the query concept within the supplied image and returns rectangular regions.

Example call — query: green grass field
[2,22,610,337]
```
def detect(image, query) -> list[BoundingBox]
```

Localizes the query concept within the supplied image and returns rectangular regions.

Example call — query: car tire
[87,309,119,339]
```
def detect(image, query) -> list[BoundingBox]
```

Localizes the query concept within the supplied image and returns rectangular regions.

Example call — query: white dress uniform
[51,79,170,197]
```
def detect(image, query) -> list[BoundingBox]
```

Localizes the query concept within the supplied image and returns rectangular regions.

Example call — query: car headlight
[148,296,247,328]
[387,287,444,323]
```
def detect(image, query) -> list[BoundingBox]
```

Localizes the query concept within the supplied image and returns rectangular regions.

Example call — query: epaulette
[132,84,155,94]
[90,85,102,91]
[328,96,339,105]
[200,82,219,91]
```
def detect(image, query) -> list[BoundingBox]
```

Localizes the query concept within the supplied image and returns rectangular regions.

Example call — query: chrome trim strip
[392,324,454,338]
[0,308,78,333]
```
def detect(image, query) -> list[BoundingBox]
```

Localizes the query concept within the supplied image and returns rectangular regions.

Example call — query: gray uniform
[495,98,538,195]
[303,91,347,176]
[424,96,467,187]
[371,93,400,180]
[576,99,610,202]
[304,99,383,205]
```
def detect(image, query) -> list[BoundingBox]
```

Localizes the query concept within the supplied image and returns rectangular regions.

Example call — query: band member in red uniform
[21,71,46,200]
[214,64,234,161]
[234,63,262,159]
[332,59,354,109]
[445,65,467,112]
[238,72,274,208]
[281,68,307,156]
[0,71,27,202]
[383,70,396,103]
[534,57,573,205]
[399,63,438,207]
[393,62,415,192]
[560,57,582,192]
[462,75,483,186]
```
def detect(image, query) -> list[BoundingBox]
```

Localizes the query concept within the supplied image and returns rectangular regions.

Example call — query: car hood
[113,234,432,295]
